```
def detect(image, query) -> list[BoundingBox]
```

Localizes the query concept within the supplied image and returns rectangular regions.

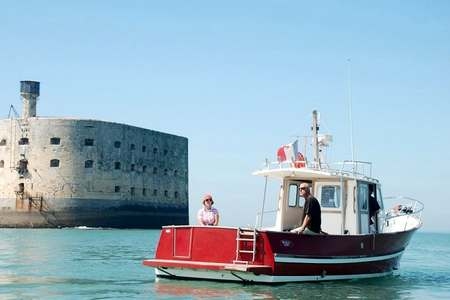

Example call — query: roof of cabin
[252,165,379,183]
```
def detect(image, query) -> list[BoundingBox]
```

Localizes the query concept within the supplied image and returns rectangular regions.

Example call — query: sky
[1,1,449,232]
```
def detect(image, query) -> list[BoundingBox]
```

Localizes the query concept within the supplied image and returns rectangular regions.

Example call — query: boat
[143,110,423,283]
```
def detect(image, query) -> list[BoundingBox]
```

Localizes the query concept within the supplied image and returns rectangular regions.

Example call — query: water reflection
[152,275,427,300]
[153,279,275,299]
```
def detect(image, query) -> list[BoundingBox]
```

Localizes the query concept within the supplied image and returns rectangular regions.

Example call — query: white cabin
[253,110,389,235]
[252,110,423,235]
[253,165,383,235]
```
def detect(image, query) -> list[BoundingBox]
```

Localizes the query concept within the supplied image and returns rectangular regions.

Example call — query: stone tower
[20,81,40,118]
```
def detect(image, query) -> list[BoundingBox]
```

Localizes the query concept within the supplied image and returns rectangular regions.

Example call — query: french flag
[277,140,298,163]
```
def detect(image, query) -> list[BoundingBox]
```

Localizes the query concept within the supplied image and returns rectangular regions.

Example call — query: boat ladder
[234,228,257,264]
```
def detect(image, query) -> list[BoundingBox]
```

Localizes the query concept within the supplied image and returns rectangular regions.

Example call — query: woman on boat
[197,194,220,226]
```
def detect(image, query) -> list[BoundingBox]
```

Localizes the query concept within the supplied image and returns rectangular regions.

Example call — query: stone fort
[0,81,188,228]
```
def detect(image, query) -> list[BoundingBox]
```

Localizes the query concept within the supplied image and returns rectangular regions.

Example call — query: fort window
[142,165,147,173]
[131,164,135,171]
[174,170,178,177]
[153,189,157,196]
[164,190,169,197]
[0,160,4,168]
[130,187,135,195]
[84,139,94,146]
[18,156,28,175]
[50,137,61,145]
[143,188,147,196]
[164,168,168,175]
[19,138,29,145]
[142,145,146,152]
[115,186,120,192]
[153,147,158,154]
[0,139,6,146]
[153,167,157,174]
[174,191,179,198]
[50,159,60,167]
[85,160,94,168]
[114,162,121,170]
[163,149,168,156]
[130,143,136,150]
[114,141,121,148]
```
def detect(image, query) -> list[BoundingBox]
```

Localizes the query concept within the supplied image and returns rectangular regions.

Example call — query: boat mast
[312,110,320,169]
[347,59,356,172]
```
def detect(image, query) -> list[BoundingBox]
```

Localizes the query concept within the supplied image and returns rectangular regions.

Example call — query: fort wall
[0,81,189,227]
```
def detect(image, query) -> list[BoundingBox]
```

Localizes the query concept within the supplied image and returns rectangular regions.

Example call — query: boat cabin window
[287,183,305,207]
[288,184,298,207]
[320,185,341,208]
[357,184,369,211]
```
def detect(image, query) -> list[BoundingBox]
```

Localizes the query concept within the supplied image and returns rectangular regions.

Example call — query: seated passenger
[197,193,219,226]
[291,183,322,235]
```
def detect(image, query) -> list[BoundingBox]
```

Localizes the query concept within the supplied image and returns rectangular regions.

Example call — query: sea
[0,229,449,300]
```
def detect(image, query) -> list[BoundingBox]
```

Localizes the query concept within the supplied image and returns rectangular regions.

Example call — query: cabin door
[173,227,192,258]
[357,182,369,234]
[357,182,379,234]
[281,180,308,231]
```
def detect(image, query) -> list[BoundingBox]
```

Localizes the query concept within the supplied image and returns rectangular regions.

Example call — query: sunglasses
[205,199,212,202]
[299,187,308,190]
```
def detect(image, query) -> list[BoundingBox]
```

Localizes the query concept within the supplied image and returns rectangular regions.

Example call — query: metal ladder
[234,228,257,264]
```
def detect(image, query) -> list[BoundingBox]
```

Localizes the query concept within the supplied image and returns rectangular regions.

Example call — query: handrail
[382,196,424,232]
[384,196,424,216]
[334,160,373,177]
[258,159,375,179]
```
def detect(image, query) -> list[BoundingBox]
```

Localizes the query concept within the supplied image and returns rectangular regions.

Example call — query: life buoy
[294,153,306,168]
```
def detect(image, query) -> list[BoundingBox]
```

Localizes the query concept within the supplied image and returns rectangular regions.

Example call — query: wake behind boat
[143,110,423,283]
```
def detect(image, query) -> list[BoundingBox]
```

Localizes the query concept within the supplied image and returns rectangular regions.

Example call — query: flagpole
[259,159,269,228]
[347,58,355,173]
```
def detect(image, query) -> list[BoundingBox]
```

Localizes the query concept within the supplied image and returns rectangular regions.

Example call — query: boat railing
[264,160,306,169]
[262,159,374,179]
[329,160,373,178]
[381,196,424,232]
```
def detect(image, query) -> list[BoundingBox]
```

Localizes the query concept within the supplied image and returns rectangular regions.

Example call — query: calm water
[0,229,449,300]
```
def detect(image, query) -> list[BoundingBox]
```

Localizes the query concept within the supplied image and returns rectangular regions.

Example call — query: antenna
[312,110,320,169]
[347,59,355,170]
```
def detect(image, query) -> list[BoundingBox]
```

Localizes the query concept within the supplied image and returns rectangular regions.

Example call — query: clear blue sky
[1,1,449,232]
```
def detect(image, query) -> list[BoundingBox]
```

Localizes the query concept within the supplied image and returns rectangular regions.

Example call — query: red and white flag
[277,146,287,162]
[277,140,298,163]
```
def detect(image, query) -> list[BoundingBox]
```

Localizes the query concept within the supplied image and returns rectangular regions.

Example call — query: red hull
[143,225,417,283]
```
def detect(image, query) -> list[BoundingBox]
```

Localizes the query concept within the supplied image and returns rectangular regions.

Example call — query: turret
[20,81,40,118]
